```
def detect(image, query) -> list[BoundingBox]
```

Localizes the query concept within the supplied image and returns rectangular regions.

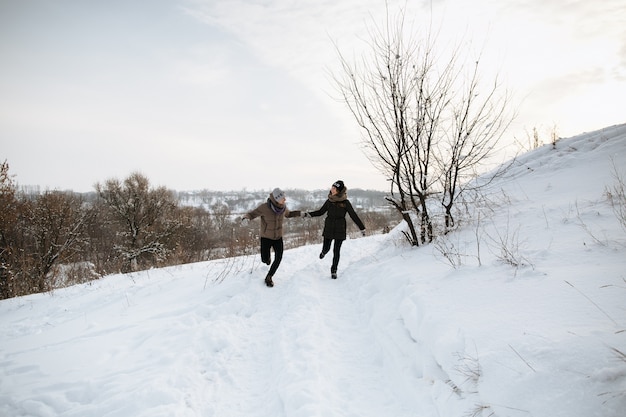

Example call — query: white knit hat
[272,188,285,202]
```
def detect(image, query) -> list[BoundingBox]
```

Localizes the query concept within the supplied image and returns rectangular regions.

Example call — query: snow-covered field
[1,124,625,417]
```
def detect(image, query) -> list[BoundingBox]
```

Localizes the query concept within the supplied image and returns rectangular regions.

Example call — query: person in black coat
[303,180,366,279]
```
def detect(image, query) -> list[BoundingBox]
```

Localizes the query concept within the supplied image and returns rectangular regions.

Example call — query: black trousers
[260,237,284,277]
[322,238,344,273]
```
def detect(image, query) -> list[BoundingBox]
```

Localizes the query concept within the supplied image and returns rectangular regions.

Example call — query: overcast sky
[1,0,624,192]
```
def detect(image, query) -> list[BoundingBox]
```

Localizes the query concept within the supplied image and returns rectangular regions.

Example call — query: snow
[2,124,626,417]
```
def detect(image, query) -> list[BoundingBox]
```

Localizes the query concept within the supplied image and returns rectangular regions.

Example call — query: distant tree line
[0,162,397,300]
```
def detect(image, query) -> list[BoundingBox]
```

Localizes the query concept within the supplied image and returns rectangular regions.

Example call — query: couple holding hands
[241,180,366,287]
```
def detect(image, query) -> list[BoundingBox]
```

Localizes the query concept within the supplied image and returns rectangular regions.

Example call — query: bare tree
[173,206,216,263]
[23,191,93,292]
[0,161,21,298]
[333,6,513,243]
[96,172,182,272]
[1,162,93,298]
[439,57,513,230]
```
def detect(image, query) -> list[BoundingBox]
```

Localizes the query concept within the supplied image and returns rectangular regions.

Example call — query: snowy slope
[1,124,625,417]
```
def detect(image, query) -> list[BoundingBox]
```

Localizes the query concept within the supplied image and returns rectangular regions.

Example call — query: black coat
[309,198,365,241]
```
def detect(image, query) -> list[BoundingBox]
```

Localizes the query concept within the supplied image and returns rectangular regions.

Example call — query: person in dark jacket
[242,188,301,287]
[303,180,366,279]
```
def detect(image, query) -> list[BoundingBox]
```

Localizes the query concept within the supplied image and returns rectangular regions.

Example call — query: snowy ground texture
[2,124,626,417]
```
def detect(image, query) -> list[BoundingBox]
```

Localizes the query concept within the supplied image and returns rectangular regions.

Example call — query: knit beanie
[272,188,285,202]
[332,180,345,193]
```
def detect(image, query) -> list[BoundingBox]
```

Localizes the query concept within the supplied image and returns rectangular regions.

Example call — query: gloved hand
[301,212,310,218]
[361,229,366,237]
[241,217,250,226]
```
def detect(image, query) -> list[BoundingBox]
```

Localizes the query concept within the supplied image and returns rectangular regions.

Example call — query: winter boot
[331,271,337,279]
[319,251,326,259]
[265,274,274,287]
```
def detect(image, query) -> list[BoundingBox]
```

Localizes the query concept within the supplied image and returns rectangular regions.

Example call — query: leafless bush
[606,160,626,233]
[454,350,482,390]
[465,404,493,417]
[434,235,465,268]
[514,124,560,153]
[205,256,250,287]
[48,262,101,288]
[575,201,610,247]
[485,214,533,270]
[514,126,542,153]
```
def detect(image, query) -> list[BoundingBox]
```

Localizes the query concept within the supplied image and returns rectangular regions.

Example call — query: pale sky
[1,0,624,192]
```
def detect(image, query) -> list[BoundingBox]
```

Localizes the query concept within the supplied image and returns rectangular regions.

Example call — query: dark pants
[322,238,344,273]
[260,237,284,277]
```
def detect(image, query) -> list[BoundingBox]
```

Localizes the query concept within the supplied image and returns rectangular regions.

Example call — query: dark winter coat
[244,194,300,240]
[308,190,365,241]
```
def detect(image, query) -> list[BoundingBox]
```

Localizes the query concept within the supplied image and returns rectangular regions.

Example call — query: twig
[610,346,626,362]
[508,344,536,373]
[565,280,618,326]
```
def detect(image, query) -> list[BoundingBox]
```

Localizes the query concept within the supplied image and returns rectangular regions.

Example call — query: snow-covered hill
[1,124,625,417]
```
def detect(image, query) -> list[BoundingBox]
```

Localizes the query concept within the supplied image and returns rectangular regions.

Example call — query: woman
[304,180,366,279]
[242,188,300,287]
